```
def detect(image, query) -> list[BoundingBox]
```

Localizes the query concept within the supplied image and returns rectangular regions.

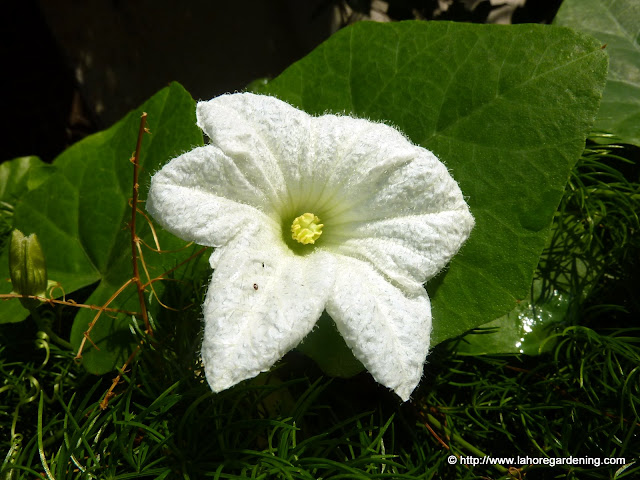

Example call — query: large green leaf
[264,21,607,346]
[0,83,203,371]
[555,0,640,146]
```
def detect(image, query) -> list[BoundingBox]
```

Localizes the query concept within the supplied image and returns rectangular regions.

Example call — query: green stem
[31,309,72,351]
[37,391,54,480]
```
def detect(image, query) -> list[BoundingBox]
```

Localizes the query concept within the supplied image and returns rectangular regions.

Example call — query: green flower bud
[9,229,48,309]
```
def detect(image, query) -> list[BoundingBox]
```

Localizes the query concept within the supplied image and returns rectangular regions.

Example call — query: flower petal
[330,143,470,223]
[149,92,474,400]
[196,93,314,217]
[201,225,335,393]
[327,210,474,289]
[197,94,422,220]
[326,256,431,401]
[147,145,278,246]
[322,144,474,287]
[309,115,424,218]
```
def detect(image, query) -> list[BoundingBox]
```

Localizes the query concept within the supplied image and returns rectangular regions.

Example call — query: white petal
[201,226,335,392]
[310,115,423,219]
[197,93,313,217]
[333,145,470,223]
[328,210,474,288]
[147,145,278,246]
[326,256,431,401]
[196,94,422,221]
[323,146,474,286]
[149,92,474,401]
[294,114,409,218]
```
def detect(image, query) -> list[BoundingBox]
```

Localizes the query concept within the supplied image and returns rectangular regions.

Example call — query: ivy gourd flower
[147,93,474,401]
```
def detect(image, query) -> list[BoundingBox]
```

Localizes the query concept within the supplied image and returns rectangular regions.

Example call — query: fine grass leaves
[555,0,640,146]
[3,320,637,479]
[0,83,203,372]
[263,21,608,346]
[419,326,640,479]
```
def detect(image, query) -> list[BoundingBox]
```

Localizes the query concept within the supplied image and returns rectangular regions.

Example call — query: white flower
[147,93,474,401]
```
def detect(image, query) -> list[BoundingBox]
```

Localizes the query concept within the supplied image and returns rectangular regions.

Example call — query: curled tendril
[34,331,51,369]
[46,281,65,302]
[22,376,40,404]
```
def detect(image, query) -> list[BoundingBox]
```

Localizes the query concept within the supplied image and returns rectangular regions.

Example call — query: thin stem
[100,344,142,410]
[75,277,136,360]
[31,309,72,350]
[141,246,209,289]
[0,294,138,316]
[130,112,152,335]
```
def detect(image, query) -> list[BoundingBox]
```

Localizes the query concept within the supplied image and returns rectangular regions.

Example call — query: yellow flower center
[291,213,323,245]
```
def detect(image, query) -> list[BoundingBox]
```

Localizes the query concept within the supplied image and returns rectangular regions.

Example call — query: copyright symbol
[447,455,457,465]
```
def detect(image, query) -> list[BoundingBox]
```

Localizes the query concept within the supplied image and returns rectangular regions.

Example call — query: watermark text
[447,455,626,468]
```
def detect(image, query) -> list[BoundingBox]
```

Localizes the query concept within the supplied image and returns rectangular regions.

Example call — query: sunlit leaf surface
[263,21,607,362]
[556,0,640,146]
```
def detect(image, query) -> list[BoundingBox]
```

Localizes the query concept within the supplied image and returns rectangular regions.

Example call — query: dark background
[1,0,562,163]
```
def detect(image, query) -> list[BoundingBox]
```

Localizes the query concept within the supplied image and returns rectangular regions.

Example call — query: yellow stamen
[291,213,323,245]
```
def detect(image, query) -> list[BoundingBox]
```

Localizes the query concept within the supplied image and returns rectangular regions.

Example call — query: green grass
[1,136,639,479]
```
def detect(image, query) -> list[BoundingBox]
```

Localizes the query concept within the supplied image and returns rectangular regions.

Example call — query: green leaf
[297,312,364,378]
[0,156,53,206]
[0,156,54,241]
[263,21,607,358]
[0,83,203,372]
[555,0,640,146]
[0,156,55,323]
[455,279,570,356]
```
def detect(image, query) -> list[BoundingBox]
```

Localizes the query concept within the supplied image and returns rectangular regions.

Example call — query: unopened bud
[9,230,48,309]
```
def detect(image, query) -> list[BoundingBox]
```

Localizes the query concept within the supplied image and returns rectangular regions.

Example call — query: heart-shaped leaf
[263,21,607,360]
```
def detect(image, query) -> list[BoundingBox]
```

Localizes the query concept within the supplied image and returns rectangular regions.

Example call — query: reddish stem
[130,112,152,335]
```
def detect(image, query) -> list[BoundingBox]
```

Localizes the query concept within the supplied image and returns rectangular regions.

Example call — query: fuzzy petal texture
[147,145,277,246]
[323,144,474,289]
[197,94,308,218]
[326,256,431,401]
[148,92,475,401]
[201,224,336,392]
[196,93,474,287]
